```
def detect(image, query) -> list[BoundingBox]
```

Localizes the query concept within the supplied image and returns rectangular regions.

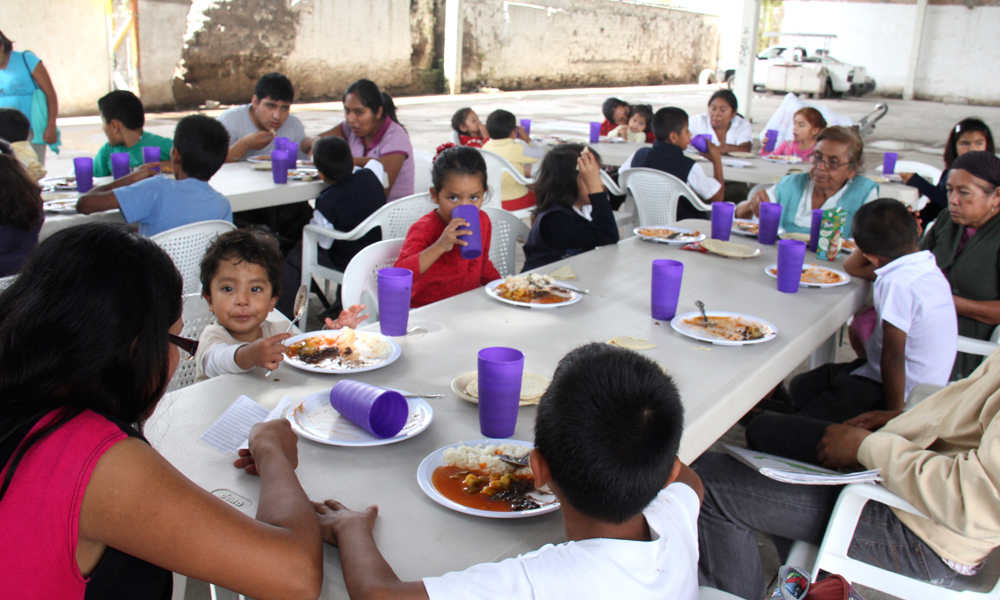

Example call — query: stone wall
[459,0,720,91]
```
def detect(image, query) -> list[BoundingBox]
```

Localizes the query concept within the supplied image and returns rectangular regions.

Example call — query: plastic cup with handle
[777,239,807,293]
[711,202,735,241]
[883,152,898,176]
[451,204,482,260]
[111,152,130,180]
[329,380,408,438]
[143,146,161,173]
[377,267,412,336]
[478,347,524,439]
[651,259,684,321]
[271,150,289,184]
[74,157,94,193]
[757,202,783,245]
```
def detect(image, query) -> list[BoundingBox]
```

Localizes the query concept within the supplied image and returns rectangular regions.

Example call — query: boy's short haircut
[97,90,146,131]
[312,136,355,182]
[601,97,628,122]
[651,107,688,143]
[254,72,295,103]
[485,109,517,140]
[629,104,654,131]
[534,342,684,524]
[200,227,283,298]
[0,108,31,143]
[451,107,473,134]
[852,198,919,262]
[173,114,229,181]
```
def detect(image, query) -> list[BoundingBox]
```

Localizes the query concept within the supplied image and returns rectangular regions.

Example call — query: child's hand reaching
[324,304,369,330]
[235,332,292,371]
[313,499,378,547]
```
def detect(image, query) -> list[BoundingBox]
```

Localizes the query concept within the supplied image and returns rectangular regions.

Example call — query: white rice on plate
[443,443,532,478]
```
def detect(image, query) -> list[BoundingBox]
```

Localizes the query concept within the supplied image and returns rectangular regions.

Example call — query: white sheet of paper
[237,396,294,450]
[200,395,269,453]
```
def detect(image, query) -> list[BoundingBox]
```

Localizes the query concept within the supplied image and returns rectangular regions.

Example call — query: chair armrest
[958,335,999,356]
[838,483,926,518]
[303,215,378,243]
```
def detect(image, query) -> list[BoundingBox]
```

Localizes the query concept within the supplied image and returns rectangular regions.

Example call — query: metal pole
[732,0,761,121]
[903,0,928,101]
[444,0,464,95]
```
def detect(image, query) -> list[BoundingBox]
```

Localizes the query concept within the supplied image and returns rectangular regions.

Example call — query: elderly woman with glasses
[736,126,878,238]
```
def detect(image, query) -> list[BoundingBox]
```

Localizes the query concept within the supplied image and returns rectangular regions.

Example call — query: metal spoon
[401,393,446,399]
[498,453,531,468]
[266,285,308,376]
[695,300,714,326]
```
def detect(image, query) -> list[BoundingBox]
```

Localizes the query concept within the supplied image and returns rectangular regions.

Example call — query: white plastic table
[145,221,868,597]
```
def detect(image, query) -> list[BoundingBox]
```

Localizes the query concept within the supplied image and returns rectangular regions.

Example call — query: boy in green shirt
[93,90,173,177]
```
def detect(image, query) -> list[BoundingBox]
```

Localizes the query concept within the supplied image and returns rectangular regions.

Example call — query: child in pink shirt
[761,107,826,160]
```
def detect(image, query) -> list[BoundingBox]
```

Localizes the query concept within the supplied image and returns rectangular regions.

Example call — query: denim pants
[693,413,955,599]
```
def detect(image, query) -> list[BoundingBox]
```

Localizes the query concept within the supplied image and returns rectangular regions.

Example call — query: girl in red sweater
[394,146,501,307]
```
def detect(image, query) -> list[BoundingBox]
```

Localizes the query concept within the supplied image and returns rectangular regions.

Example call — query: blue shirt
[114,176,233,237]
[0,51,41,118]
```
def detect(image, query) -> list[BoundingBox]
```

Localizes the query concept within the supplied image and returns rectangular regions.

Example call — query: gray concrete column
[732,0,762,121]
[903,0,928,101]
[444,0,464,95]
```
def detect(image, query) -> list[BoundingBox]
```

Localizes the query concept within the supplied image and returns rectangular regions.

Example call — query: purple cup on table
[271,150,289,184]
[274,137,296,170]
[711,202,735,241]
[73,157,94,193]
[758,202,783,245]
[142,146,161,172]
[690,134,710,154]
[651,259,684,321]
[590,122,601,143]
[809,209,824,252]
[520,119,531,136]
[764,129,779,153]
[110,152,130,180]
[329,380,408,439]
[777,239,807,293]
[451,204,482,260]
[883,152,898,176]
[377,267,412,336]
[478,347,524,439]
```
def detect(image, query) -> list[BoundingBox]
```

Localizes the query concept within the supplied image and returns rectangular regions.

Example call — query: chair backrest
[887,160,943,182]
[413,151,434,197]
[476,149,533,208]
[340,238,407,324]
[166,293,217,392]
[747,182,774,206]
[449,130,461,145]
[483,207,530,278]
[151,220,237,295]
[619,168,702,226]
[376,192,436,239]
[599,170,623,196]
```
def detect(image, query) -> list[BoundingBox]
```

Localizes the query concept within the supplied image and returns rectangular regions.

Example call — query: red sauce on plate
[432,466,515,512]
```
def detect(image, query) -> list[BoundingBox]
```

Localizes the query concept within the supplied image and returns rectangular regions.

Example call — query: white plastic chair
[958,327,1000,357]
[882,160,943,210]
[151,220,237,295]
[340,238,406,325]
[618,168,710,227]
[413,150,434,197]
[166,293,216,392]
[598,170,636,235]
[449,130,461,145]
[477,148,535,218]
[300,192,434,325]
[747,182,774,204]
[483,206,529,278]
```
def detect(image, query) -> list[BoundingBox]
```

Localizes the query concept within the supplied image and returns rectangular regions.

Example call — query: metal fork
[497,453,531,468]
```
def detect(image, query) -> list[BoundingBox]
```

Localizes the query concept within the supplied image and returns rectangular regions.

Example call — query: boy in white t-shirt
[791,198,958,422]
[312,342,704,600]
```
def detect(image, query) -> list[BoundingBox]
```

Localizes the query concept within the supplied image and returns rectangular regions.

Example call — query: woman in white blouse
[688,90,753,155]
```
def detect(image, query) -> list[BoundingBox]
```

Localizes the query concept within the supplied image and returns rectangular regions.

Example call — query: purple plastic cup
[142,146,161,172]
[111,152,130,180]
[883,152,898,175]
[765,129,779,153]
[590,122,601,143]
[274,137,296,170]
[377,267,412,336]
[478,347,524,439]
[691,134,710,154]
[451,204,482,260]
[758,202,783,245]
[520,119,531,136]
[711,202,735,241]
[73,157,94,193]
[809,209,824,252]
[271,150,289,184]
[329,380,408,438]
[777,239,807,293]
[651,259,684,320]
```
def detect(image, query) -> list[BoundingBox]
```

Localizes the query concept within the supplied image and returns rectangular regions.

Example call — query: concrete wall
[3,0,111,116]
[780,1,1000,105]
[138,0,190,109]
[460,0,720,91]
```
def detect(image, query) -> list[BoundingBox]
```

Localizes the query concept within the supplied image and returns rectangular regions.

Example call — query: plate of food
[762,155,803,164]
[42,198,79,213]
[288,169,319,181]
[417,440,560,518]
[764,264,851,288]
[634,226,705,245]
[485,274,581,308]
[700,239,761,259]
[287,389,432,446]
[839,238,857,255]
[282,327,401,373]
[727,151,757,159]
[670,311,777,346]
[732,219,785,238]
[450,372,550,406]
[40,176,77,191]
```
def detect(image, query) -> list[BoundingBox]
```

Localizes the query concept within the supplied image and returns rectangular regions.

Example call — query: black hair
[629,104,654,133]
[485,109,517,140]
[172,114,229,181]
[431,145,488,196]
[651,107,689,143]
[254,72,295,103]
[535,343,684,524]
[0,30,12,55]
[344,79,402,129]
[200,227,283,299]
[0,154,43,231]
[0,108,31,143]
[312,136,355,183]
[852,198,919,261]
[0,223,183,501]
[533,144,603,215]
[945,118,995,169]
[97,90,146,131]
[0,140,12,156]
[709,89,739,114]
[451,107,473,134]
[601,97,628,123]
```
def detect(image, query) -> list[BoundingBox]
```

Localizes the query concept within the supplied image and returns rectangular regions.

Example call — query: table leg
[809,332,838,370]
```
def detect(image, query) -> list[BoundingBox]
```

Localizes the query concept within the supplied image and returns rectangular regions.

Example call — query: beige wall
[4,0,111,116]
[138,0,190,109]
